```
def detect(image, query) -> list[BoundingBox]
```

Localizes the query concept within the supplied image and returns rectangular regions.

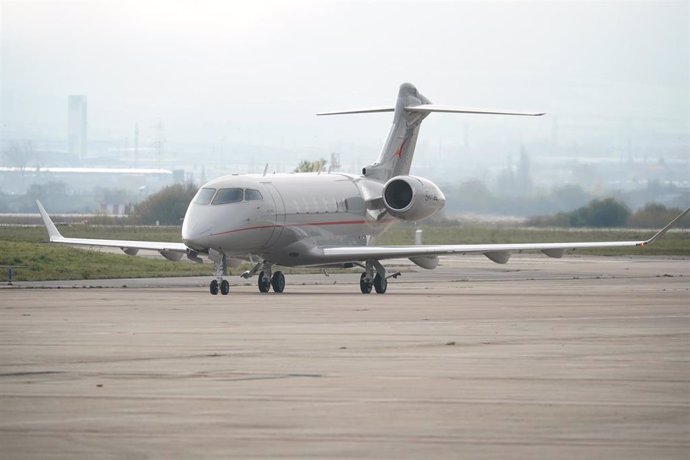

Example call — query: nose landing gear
[210,279,231,295]
[209,250,229,296]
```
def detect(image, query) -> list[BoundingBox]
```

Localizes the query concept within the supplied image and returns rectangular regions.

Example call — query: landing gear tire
[373,273,387,294]
[360,273,373,294]
[271,271,285,293]
[209,279,219,295]
[220,279,230,295]
[258,271,271,293]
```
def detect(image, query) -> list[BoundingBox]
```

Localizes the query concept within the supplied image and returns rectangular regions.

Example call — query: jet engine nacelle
[382,175,446,221]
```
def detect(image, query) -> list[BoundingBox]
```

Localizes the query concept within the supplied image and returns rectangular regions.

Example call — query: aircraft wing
[322,208,689,264]
[36,201,189,260]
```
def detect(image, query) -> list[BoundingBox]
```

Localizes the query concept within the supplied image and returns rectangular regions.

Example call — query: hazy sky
[1,0,688,157]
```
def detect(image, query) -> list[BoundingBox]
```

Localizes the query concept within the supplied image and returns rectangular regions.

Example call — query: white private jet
[37,83,689,295]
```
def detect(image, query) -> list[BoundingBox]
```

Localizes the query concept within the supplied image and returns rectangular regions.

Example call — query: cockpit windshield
[194,187,264,206]
[244,189,263,201]
[193,187,216,205]
[212,188,243,205]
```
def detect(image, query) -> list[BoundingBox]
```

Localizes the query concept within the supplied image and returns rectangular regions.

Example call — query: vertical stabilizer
[362,83,430,182]
[317,83,544,183]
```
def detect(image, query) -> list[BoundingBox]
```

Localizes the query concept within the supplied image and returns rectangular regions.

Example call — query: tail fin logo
[392,138,407,158]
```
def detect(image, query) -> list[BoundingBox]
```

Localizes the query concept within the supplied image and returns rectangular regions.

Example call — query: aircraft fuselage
[182,173,395,266]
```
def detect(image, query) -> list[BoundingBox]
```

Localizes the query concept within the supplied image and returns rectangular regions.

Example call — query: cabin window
[244,189,263,201]
[193,187,216,205]
[212,188,243,205]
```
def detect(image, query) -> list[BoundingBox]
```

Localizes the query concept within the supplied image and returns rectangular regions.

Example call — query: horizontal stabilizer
[406,104,545,116]
[317,104,544,117]
[316,106,394,116]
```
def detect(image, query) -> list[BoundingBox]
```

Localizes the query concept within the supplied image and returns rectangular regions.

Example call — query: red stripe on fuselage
[209,219,369,237]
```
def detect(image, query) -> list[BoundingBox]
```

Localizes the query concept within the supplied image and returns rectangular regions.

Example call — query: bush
[629,203,689,228]
[130,183,198,225]
[527,198,630,227]
[571,198,630,227]
[293,159,327,173]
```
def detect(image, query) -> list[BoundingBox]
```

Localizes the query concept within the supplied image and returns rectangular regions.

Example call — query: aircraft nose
[181,205,212,249]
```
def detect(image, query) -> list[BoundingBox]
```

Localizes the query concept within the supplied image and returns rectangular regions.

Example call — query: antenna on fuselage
[262,163,269,176]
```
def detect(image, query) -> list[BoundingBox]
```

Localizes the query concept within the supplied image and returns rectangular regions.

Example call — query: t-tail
[318,82,545,182]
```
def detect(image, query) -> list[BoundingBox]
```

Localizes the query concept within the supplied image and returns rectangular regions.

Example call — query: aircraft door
[261,182,285,249]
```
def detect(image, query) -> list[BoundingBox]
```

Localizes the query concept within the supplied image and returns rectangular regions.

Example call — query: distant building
[100,202,130,216]
[68,95,87,159]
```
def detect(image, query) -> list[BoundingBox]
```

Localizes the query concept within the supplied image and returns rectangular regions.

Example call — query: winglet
[36,200,64,242]
[641,207,690,246]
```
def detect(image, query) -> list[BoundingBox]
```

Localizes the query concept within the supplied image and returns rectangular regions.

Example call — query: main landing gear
[207,254,396,296]
[359,260,400,294]
[209,258,286,295]
[257,261,285,293]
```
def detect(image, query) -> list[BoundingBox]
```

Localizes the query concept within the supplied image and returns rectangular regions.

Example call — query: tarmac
[1,255,689,459]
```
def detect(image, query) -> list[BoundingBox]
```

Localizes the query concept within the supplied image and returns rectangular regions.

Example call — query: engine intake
[382,175,445,221]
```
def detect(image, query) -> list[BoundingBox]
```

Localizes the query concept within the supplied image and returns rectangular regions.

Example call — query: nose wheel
[209,279,230,295]
[209,251,230,295]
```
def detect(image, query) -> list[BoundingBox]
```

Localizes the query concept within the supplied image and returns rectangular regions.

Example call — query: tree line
[525,200,688,229]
